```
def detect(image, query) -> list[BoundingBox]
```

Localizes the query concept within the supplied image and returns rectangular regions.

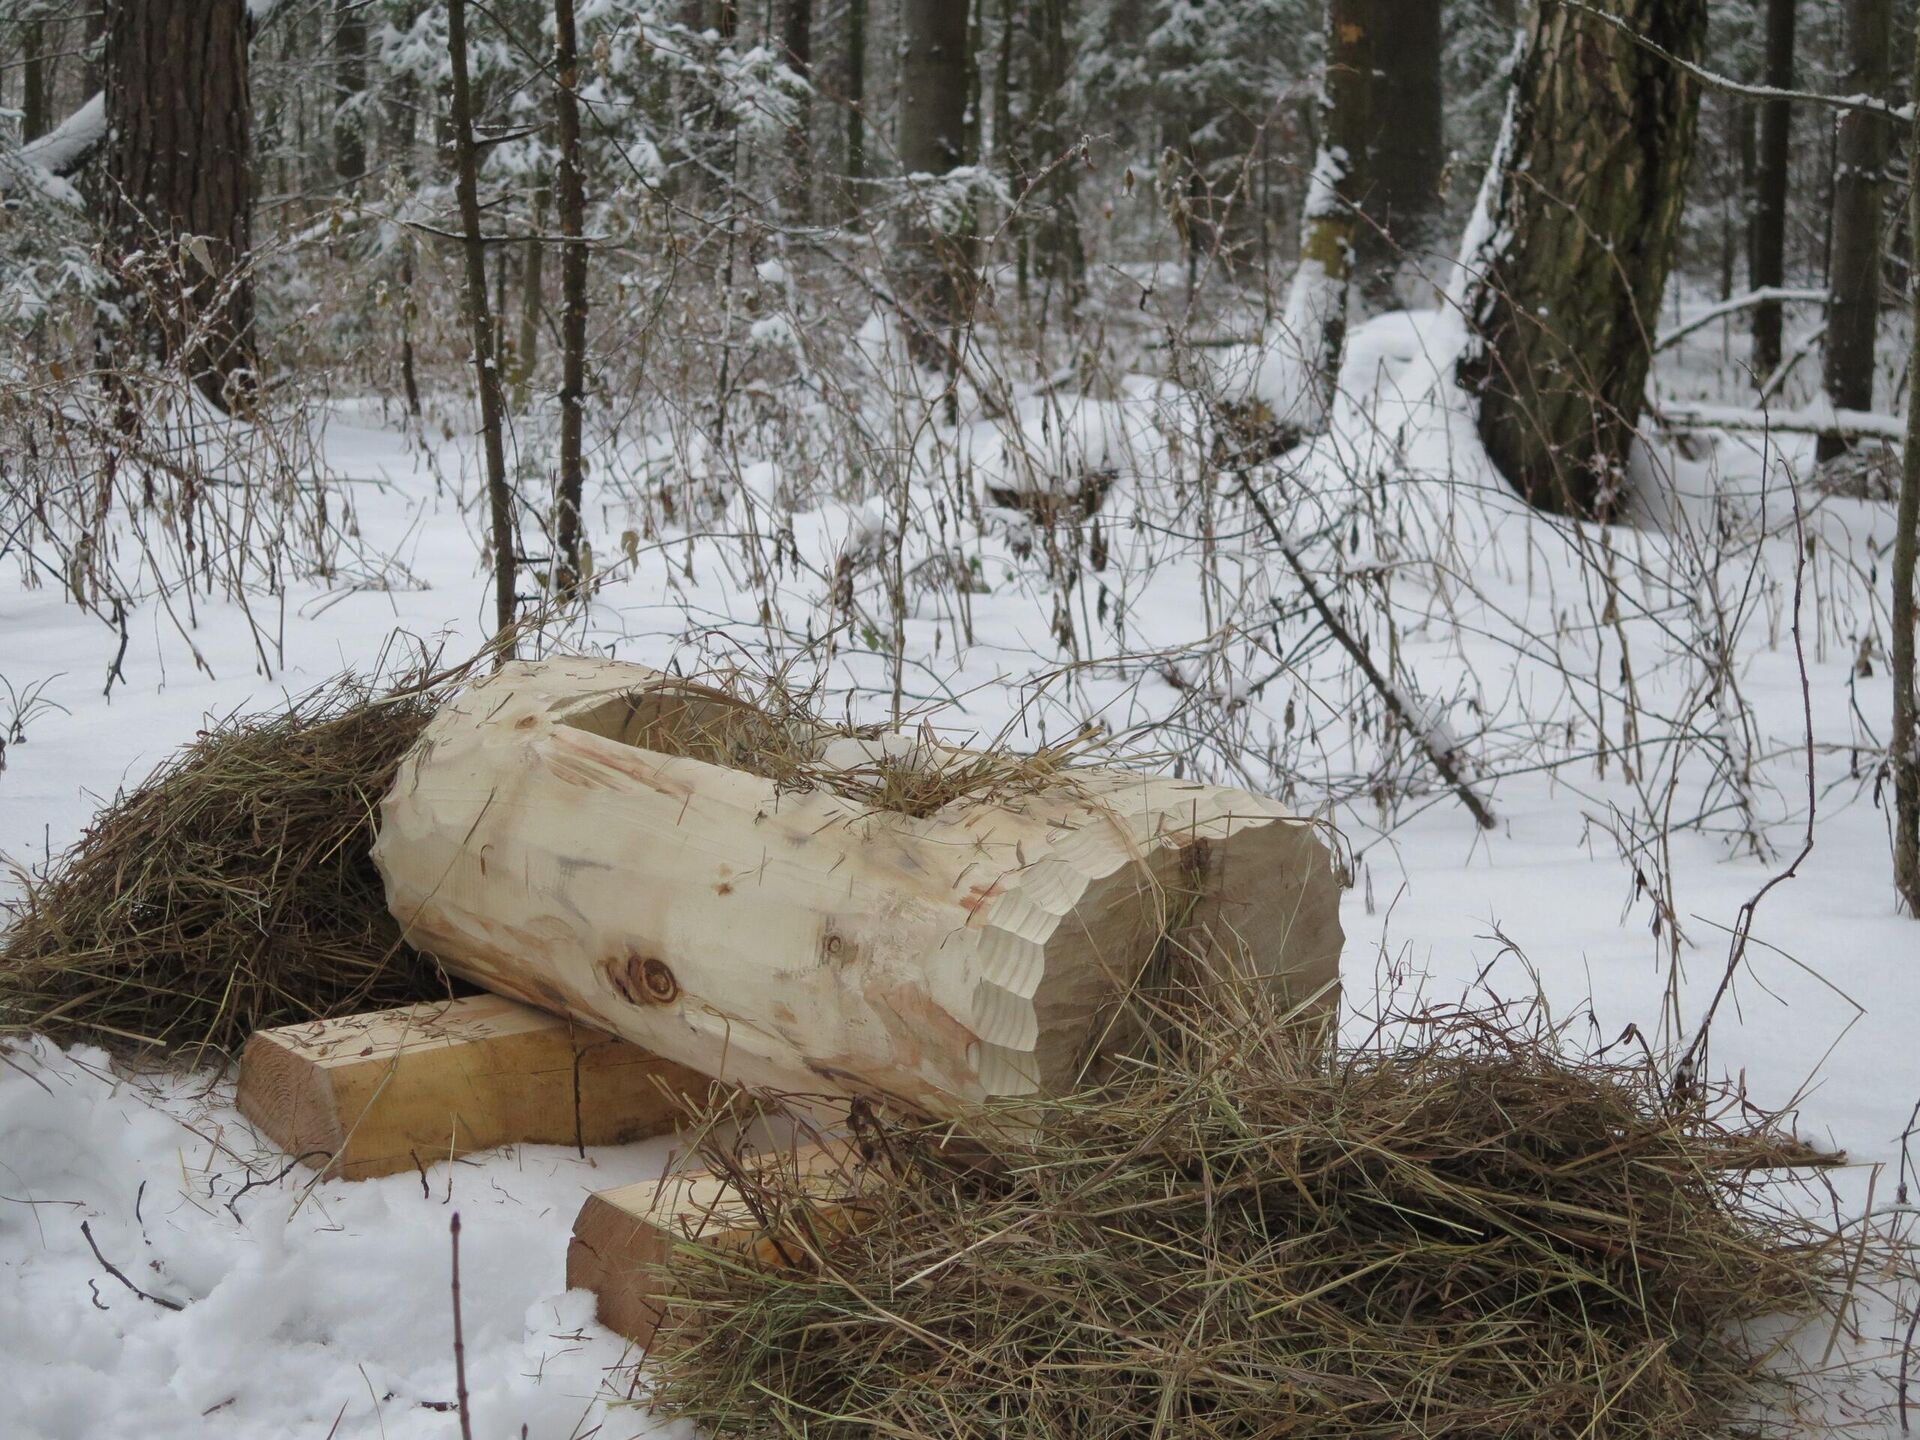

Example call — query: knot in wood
[611,953,679,1005]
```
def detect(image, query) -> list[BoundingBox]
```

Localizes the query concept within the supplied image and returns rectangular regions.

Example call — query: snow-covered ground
[2,297,1915,1437]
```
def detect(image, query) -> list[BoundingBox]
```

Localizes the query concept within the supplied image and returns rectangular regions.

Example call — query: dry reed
[647,984,1866,1440]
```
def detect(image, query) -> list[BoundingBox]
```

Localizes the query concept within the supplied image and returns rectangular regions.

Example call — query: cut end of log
[237,994,711,1180]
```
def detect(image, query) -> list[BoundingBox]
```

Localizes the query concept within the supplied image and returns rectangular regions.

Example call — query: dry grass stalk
[0,673,456,1059]
[646,982,1871,1440]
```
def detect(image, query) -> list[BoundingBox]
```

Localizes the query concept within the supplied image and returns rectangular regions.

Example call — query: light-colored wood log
[236,993,710,1180]
[566,1139,862,1349]
[373,658,1343,1119]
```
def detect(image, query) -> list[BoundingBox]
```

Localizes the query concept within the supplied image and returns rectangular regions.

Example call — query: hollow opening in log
[560,684,807,766]
[556,677,1081,820]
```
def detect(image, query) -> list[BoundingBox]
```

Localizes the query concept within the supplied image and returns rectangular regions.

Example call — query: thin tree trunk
[333,0,368,186]
[1358,0,1443,307]
[554,0,590,597]
[83,5,103,97]
[998,0,1025,309]
[780,0,811,220]
[1819,0,1892,460]
[104,0,256,412]
[1750,0,1795,379]
[22,18,48,141]
[1277,0,1371,436]
[1893,10,1920,915]
[1459,0,1709,517]
[399,241,422,417]
[447,0,517,654]
[1027,0,1083,312]
[514,186,548,407]
[844,0,866,190]
[896,0,973,365]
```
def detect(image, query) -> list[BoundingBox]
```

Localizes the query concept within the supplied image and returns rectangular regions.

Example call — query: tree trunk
[780,0,812,219]
[1819,0,1892,460]
[1459,0,1708,517]
[1358,0,1443,307]
[1893,13,1920,916]
[447,0,517,653]
[554,0,590,596]
[844,0,866,190]
[1026,0,1084,313]
[1749,0,1795,380]
[22,18,48,141]
[333,0,367,186]
[1276,0,1372,436]
[513,186,547,409]
[104,0,256,411]
[896,0,973,365]
[372,660,1345,1116]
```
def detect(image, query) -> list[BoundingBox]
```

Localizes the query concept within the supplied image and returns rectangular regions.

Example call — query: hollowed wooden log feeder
[372,658,1342,1118]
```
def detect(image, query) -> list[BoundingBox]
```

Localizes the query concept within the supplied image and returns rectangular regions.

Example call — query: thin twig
[79,1219,184,1311]
[450,1212,475,1440]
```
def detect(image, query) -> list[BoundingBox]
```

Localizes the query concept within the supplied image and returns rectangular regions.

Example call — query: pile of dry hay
[648,989,1872,1440]
[0,675,455,1058]
[0,656,1106,1058]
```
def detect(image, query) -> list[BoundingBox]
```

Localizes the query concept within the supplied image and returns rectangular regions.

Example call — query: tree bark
[513,186,547,409]
[1025,0,1084,312]
[1358,0,1443,307]
[780,0,812,219]
[1276,0,1372,436]
[896,0,973,364]
[1749,0,1795,380]
[553,0,589,596]
[332,0,367,186]
[22,18,49,141]
[372,660,1345,1116]
[103,0,256,411]
[1459,0,1709,517]
[844,0,866,189]
[1893,10,1920,915]
[1819,0,1892,460]
[447,0,517,653]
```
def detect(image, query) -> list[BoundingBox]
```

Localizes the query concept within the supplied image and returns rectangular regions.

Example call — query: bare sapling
[447,0,518,657]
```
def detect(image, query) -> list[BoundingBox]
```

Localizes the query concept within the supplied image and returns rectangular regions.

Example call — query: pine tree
[104,0,256,410]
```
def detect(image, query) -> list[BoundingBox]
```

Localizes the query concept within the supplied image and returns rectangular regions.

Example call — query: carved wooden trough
[239,656,1345,1348]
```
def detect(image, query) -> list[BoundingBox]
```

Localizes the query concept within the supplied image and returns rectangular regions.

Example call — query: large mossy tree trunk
[1459,0,1708,518]
[104,0,256,411]
[1818,0,1892,461]
[896,0,973,366]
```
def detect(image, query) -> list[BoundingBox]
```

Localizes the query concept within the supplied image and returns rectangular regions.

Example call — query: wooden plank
[567,1140,862,1349]
[237,993,711,1180]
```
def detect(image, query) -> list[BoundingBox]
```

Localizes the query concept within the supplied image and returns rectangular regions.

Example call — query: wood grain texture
[566,1140,861,1349]
[237,993,708,1180]
[373,659,1344,1119]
